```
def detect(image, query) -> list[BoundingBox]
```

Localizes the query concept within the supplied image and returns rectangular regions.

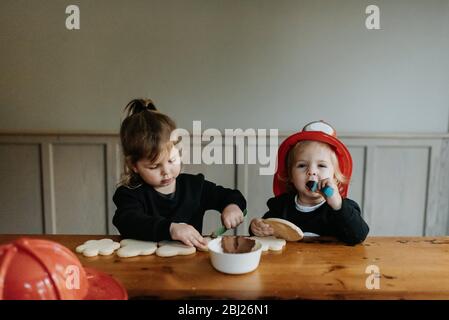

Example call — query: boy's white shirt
[294,194,326,213]
[294,194,324,237]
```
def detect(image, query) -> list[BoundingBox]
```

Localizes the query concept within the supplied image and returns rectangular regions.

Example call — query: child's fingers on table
[183,238,194,247]
[191,237,207,250]
[193,231,205,241]
[193,232,207,246]
[189,231,202,244]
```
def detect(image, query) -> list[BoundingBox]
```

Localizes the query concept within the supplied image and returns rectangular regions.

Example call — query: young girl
[113,99,246,250]
[250,120,369,245]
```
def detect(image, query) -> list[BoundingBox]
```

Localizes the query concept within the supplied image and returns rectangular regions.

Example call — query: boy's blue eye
[297,164,306,168]
[319,164,327,168]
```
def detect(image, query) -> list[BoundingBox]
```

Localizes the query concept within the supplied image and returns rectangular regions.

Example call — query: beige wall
[1,0,448,133]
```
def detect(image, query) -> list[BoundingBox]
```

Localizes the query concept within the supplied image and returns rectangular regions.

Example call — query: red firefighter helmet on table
[0,237,127,300]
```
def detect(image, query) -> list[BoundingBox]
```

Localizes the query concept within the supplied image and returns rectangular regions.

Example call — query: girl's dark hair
[119,99,177,187]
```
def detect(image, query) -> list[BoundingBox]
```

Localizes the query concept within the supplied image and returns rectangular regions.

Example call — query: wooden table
[1,234,449,300]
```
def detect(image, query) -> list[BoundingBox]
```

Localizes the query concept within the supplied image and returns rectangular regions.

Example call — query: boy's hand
[169,222,208,251]
[319,178,342,210]
[221,204,244,229]
[250,218,274,237]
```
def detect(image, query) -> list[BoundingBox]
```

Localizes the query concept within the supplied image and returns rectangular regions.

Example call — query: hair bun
[124,99,158,116]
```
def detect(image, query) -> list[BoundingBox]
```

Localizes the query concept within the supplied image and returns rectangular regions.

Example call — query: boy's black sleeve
[327,199,370,245]
[262,196,286,219]
[112,187,171,241]
[200,177,247,213]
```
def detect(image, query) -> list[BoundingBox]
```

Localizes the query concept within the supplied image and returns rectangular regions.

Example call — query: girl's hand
[250,218,274,237]
[169,223,208,250]
[221,204,244,229]
[319,178,342,210]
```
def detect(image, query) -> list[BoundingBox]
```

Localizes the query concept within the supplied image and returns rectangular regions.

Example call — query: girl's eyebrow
[144,156,174,166]
[142,160,158,166]
[295,159,329,163]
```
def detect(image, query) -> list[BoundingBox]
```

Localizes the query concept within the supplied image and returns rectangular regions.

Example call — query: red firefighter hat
[273,120,353,198]
[0,238,127,300]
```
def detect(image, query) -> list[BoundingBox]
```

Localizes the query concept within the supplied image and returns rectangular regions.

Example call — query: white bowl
[207,237,263,275]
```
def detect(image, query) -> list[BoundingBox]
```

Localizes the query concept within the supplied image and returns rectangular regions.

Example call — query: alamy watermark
[365,265,381,290]
[65,5,80,30]
[66,5,381,31]
[365,5,380,30]
[171,121,278,175]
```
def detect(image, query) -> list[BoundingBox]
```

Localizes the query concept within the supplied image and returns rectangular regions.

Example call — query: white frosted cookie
[197,237,212,252]
[249,236,286,251]
[263,218,304,241]
[75,239,120,257]
[156,241,196,257]
[117,239,157,258]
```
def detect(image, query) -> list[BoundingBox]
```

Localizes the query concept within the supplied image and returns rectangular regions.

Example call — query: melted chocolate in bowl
[221,236,256,254]
[208,237,262,274]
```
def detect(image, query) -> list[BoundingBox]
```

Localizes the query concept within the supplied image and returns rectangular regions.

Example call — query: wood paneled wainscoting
[1,132,448,236]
